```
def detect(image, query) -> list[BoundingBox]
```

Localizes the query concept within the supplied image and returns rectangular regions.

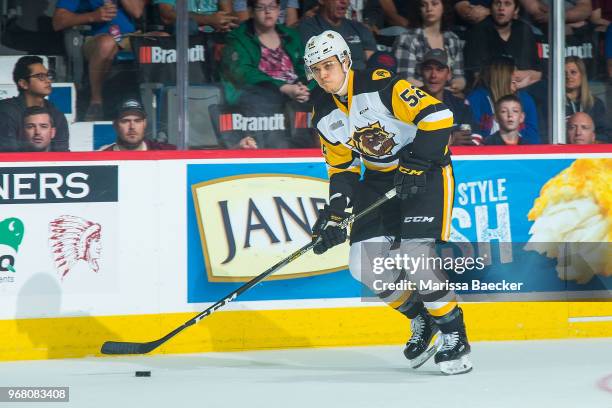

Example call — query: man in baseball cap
[420,49,479,146]
[422,48,449,69]
[117,98,147,120]
[100,98,175,151]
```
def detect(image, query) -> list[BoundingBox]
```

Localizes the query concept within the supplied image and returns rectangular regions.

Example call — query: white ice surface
[0,339,610,408]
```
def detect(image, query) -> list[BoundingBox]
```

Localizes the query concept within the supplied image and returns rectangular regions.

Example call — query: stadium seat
[63,27,87,87]
[68,121,93,151]
[68,121,119,151]
[374,26,408,53]
[158,84,222,149]
[92,121,116,150]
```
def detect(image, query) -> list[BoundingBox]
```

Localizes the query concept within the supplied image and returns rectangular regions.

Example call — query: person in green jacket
[221,0,310,107]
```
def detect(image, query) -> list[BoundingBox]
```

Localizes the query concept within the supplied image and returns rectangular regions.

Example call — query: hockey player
[306,30,472,375]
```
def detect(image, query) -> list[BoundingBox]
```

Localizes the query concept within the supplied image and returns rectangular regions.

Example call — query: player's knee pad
[348,236,391,282]
[348,236,404,300]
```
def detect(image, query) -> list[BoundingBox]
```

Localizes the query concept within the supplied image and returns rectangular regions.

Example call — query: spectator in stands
[565,56,609,142]
[357,0,383,30]
[464,0,541,89]
[519,0,592,34]
[567,112,597,144]
[222,0,311,148]
[299,0,319,19]
[454,0,492,26]
[155,0,239,33]
[234,136,259,149]
[0,56,69,152]
[378,0,419,28]
[301,0,375,25]
[394,0,465,93]
[483,94,529,144]
[222,0,309,106]
[299,0,377,70]
[53,0,151,120]
[100,99,176,150]
[591,1,611,80]
[467,56,540,143]
[419,49,479,145]
[591,0,612,32]
[1,0,64,55]
[20,106,59,152]
[234,0,299,26]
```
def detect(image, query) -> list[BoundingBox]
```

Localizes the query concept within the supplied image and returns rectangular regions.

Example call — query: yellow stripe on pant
[440,164,454,242]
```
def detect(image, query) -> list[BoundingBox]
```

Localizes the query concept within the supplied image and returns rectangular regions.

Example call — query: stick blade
[101,340,159,355]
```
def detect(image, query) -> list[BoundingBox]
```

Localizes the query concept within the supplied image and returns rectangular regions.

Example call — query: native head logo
[348,121,397,157]
[48,215,102,280]
[0,218,24,273]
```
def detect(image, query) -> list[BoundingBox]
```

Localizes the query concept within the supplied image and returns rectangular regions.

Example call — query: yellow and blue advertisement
[187,157,612,303]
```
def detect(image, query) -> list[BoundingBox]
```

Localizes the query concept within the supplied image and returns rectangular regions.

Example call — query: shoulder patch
[372,69,391,80]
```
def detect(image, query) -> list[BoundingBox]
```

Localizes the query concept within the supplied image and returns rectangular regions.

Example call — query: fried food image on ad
[525,159,611,284]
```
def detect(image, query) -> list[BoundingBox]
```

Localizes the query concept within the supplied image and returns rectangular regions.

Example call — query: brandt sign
[219,113,286,132]
[138,45,206,64]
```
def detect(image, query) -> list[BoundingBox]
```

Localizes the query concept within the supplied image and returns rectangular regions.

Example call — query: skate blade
[438,354,473,375]
[409,335,441,369]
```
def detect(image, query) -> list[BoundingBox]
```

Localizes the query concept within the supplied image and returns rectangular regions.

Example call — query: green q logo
[0,218,25,273]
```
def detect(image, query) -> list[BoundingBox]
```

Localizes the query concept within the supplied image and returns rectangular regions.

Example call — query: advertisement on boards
[187,161,360,303]
[187,156,612,303]
[0,165,120,317]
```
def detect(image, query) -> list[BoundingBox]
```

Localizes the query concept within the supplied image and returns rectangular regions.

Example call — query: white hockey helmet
[304,30,352,79]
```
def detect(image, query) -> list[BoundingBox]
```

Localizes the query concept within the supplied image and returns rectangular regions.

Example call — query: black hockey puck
[135,371,151,377]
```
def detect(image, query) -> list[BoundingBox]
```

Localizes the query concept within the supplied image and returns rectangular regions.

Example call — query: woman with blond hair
[565,56,610,142]
[466,55,540,144]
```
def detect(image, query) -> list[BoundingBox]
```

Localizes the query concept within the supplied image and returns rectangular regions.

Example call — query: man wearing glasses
[0,56,69,152]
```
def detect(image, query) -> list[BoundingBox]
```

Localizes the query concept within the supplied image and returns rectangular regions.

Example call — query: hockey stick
[101,189,397,355]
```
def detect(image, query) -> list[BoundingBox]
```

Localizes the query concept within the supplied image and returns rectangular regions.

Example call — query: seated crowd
[0,0,610,152]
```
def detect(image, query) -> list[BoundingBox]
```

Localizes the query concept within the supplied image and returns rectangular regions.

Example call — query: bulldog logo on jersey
[348,121,396,157]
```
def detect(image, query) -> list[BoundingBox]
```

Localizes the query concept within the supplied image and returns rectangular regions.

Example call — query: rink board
[0,146,610,361]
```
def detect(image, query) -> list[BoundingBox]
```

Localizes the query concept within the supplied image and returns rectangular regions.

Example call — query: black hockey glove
[394,157,431,200]
[311,205,350,255]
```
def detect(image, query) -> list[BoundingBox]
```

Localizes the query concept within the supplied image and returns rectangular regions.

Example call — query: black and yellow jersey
[311,68,453,206]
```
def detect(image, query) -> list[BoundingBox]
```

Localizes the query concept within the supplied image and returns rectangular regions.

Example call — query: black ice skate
[403,311,439,369]
[434,328,472,375]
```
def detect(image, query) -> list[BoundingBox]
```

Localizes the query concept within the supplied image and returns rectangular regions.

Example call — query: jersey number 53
[399,86,427,107]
